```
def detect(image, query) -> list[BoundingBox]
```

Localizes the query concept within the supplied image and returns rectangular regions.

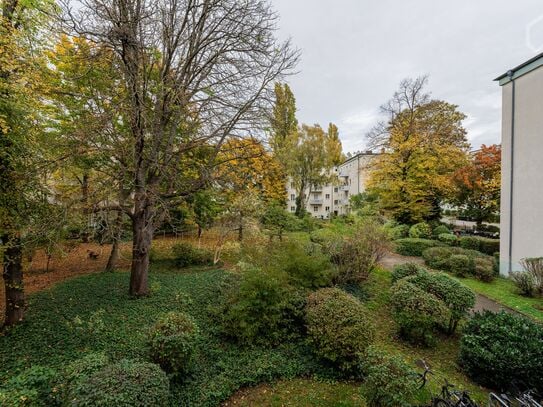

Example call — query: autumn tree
[270,82,298,155]
[287,124,343,217]
[367,77,469,224]
[1,0,54,327]
[451,144,501,226]
[61,0,299,296]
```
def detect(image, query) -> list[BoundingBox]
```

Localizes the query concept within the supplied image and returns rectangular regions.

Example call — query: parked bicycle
[488,390,542,407]
[431,380,478,407]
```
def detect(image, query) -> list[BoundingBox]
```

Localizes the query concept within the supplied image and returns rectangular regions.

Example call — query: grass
[455,275,543,321]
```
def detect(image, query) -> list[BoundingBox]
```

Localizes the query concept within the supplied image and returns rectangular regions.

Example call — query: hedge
[459,236,500,256]
[394,239,444,257]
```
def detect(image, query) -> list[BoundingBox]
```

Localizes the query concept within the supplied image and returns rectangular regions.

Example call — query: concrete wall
[500,67,543,274]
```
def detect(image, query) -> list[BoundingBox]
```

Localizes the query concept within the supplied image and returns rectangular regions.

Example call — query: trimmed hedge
[460,311,543,393]
[408,223,432,239]
[394,238,444,257]
[437,233,457,246]
[306,288,375,370]
[390,263,427,284]
[433,225,451,237]
[459,236,500,256]
[422,246,495,281]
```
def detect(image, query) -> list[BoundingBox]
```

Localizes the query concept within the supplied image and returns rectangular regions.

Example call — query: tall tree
[451,144,501,226]
[367,77,469,224]
[287,124,343,217]
[61,0,299,296]
[270,82,298,155]
[1,0,53,327]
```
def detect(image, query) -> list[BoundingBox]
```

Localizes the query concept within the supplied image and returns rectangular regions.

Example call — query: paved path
[379,252,511,314]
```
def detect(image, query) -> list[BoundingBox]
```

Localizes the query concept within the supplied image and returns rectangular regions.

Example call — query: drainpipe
[507,70,515,274]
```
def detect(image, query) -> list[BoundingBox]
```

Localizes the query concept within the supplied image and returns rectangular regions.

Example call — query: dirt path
[379,252,513,314]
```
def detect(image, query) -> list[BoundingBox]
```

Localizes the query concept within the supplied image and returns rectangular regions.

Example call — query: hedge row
[394,238,445,257]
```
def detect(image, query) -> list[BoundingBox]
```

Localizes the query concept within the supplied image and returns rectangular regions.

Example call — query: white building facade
[286,152,378,219]
[496,53,543,275]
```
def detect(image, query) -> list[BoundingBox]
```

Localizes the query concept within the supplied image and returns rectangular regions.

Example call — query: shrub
[390,263,427,284]
[437,233,457,246]
[306,288,375,370]
[329,220,391,284]
[390,280,449,346]
[216,267,304,345]
[433,225,451,236]
[473,257,495,282]
[408,223,432,239]
[148,311,199,375]
[66,359,170,406]
[510,271,537,297]
[387,224,410,240]
[268,240,334,289]
[394,238,443,257]
[63,352,110,402]
[519,257,543,295]
[448,254,471,277]
[361,347,418,407]
[0,366,59,407]
[405,272,475,334]
[422,246,493,276]
[459,311,543,393]
[458,236,481,251]
[172,242,213,268]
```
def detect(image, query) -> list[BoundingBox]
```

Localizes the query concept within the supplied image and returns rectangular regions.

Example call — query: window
[325,194,330,199]
[290,206,295,212]
[325,206,330,212]
[290,194,295,201]
[334,187,338,192]
[334,200,338,205]
[290,182,295,188]
[313,206,318,212]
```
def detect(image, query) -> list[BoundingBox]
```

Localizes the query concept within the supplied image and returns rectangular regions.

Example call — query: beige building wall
[499,60,543,274]
[286,152,377,219]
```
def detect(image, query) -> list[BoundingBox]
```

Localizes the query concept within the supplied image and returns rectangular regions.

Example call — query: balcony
[339,184,349,191]
[309,199,324,205]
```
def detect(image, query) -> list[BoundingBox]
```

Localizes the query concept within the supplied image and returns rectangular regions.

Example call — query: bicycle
[413,359,433,390]
[431,379,479,407]
[489,390,543,407]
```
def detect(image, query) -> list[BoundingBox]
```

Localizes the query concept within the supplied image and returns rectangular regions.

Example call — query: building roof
[495,52,543,86]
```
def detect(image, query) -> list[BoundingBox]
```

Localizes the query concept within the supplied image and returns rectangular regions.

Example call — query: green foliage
[390,263,427,284]
[458,236,499,256]
[66,359,170,406]
[448,254,471,277]
[387,224,410,240]
[148,312,199,376]
[433,225,451,237]
[394,238,443,257]
[261,203,301,239]
[0,366,59,407]
[408,222,432,239]
[172,242,213,268]
[437,233,457,245]
[361,347,418,407]
[473,257,495,282]
[405,272,475,334]
[510,271,537,297]
[390,279,449,346]
[306,288,375,370]
[214,267,305,346]
[459,311,543,393]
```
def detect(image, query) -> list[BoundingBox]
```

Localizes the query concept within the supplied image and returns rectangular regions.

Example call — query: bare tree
[60,0,299,296]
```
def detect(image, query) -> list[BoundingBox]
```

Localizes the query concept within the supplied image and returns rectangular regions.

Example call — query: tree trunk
[238,212,243,242]
[129,195,154,297]
[2,234,25,328]
[105,211,123,272]
[81,173,90,243]
[295,182,306,218]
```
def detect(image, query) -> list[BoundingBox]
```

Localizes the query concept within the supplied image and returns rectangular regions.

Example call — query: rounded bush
[361,347,418,407]
[433,225,451,237]
[408,223,432,239]
[458,236,481,251]
[172,242,213,268]
[390,280,449,346]
[473,257,495,282]
[460,311,543,393]
[148,311,199,375]
[437,233,457,245]
[67,359,170,406]
[422,247,454,269]
[447,254,471,277]
[306,287,375,370]
[388,224,410,240]
[390,263,427,284]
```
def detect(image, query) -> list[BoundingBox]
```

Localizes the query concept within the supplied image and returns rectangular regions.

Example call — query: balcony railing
[309,199,324,205]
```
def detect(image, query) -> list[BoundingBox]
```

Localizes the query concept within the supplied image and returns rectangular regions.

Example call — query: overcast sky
[271,0,543,154]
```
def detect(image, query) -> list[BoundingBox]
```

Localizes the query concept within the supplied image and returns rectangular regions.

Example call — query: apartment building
[496,52,543,275]
[286,151,378,219]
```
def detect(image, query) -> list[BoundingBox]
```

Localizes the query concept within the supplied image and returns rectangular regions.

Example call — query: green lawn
[455,276,543,321]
